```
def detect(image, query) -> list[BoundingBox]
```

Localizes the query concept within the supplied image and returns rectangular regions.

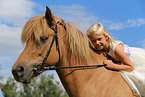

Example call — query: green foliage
[1,78,18,97]
[0,73,68,97]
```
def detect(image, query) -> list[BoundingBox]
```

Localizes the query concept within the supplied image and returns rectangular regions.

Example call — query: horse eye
[40,36,48,42]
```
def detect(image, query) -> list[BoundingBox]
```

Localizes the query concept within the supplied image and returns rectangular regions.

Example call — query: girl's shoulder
[111,40,124,50]
[108,40,124,61]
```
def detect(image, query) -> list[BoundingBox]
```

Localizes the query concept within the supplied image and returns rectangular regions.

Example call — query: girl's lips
[95,45,103,50]
[97,44,102,47]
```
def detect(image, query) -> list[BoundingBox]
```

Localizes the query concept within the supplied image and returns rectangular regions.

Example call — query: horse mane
[65,22,90,65]
[22,14,90,65]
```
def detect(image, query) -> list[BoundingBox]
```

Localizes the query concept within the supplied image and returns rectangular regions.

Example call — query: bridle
[33,21,61,73]
[33,21,106,74]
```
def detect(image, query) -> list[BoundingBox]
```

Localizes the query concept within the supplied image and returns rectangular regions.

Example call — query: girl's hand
[103,60,116,70]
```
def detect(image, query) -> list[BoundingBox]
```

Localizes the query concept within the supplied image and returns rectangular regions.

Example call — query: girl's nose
[96,40,100,45]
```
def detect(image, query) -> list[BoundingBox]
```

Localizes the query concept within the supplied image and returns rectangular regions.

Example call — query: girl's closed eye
[92,40,96,43]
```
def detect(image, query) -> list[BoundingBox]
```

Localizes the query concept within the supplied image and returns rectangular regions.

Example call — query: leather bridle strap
[42,22,61,64]
[35,22,60,73]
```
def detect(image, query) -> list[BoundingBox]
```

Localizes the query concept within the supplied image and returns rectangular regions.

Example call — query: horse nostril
[16,66,24,77]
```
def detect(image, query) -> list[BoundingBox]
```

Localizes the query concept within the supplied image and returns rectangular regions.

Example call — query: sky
[0,0,145,95]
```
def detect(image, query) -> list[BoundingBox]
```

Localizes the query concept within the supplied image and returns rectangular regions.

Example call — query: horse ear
[45,6,55,26]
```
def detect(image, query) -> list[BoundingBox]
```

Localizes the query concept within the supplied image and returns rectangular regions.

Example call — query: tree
[0,72,68,97]
[20,74,68,97]
[1,77,18,97]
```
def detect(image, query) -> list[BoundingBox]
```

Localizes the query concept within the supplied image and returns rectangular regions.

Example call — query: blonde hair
[87,23,118,44]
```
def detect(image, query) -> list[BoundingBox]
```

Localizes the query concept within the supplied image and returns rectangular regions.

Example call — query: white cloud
[128,19,145,27]
[0,24,24,81]
[108,19,145,30]
[0,24,24,64]
[0,0,36,26]
[108,22,124,30]
[0,24,21,39]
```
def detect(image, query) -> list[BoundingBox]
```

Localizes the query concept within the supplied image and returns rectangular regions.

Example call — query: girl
[87,23,145,96]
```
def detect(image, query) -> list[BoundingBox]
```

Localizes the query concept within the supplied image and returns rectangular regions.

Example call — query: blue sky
[0,0,145,95]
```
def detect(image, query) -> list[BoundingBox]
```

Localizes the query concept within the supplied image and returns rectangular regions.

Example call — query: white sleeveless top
[107,41,130,61]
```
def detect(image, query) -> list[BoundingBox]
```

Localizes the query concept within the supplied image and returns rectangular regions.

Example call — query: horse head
[12,6,66,84]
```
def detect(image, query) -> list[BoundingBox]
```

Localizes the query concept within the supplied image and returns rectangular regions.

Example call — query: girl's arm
[104,44,134,72]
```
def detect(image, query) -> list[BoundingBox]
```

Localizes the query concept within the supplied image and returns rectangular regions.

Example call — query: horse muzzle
[12,65,34,84]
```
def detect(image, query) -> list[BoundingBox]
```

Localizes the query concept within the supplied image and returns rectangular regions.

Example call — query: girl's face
[89,33,109,51]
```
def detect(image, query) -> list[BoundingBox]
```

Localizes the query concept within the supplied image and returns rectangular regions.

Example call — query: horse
[12,6,137,97]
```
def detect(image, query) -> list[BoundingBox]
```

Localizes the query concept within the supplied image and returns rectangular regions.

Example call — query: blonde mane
[22,15,90,65]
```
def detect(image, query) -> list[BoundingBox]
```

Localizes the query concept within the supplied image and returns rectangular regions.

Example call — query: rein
[36,64,106,70]
[34,21,106,73]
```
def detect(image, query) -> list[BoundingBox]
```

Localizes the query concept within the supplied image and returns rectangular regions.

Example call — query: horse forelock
[21,15,48,44]
[21,15,65,44]
[21,14,90,65]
